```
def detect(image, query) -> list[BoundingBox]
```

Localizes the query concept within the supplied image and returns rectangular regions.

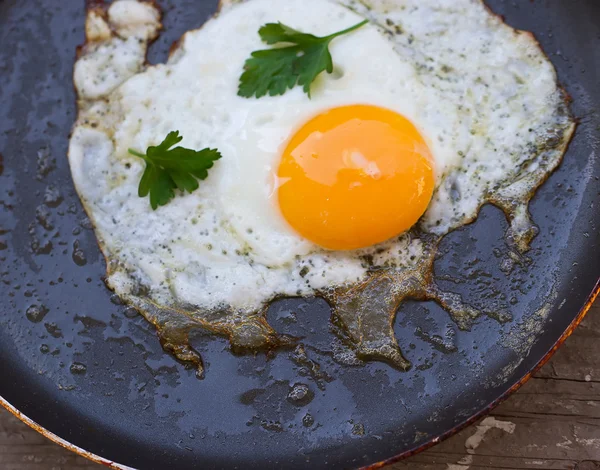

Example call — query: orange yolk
[277,105,435,251]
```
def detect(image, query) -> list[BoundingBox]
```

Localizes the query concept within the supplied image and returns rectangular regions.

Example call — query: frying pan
[0,0,599,468]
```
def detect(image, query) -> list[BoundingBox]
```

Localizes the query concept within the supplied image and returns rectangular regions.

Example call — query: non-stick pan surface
[0,1,599,468]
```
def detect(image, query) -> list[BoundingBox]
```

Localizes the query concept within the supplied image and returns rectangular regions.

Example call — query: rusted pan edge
[1,279,598,470]
[365,277,600,469]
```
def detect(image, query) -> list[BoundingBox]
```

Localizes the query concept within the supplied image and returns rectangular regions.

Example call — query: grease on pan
[68,0,575,376]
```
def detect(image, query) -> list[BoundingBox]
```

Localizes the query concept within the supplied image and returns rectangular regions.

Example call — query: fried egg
[69,0,574,374]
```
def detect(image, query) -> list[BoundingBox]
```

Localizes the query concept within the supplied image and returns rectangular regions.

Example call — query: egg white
[70,0,572,313]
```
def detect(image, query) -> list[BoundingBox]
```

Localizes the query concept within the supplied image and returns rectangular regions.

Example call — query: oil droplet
[26,304,49,323]
[70,362,87,375]
[352,423,365,436]
[240,388,263,405]
[44,185,63,208]
[29,225,53,254]
[123,307,139,318]
[260,420,283,432]
[287,383,313,406]
[415,326,457,354]
[302,413,314,427]
[72,240,87,266]
[79,217,93,230]
[35,205,54,231]
[36,147,56,180]
[44,322,63,338]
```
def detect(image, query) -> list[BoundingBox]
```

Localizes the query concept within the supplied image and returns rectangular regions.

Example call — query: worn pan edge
[1,279,597,469]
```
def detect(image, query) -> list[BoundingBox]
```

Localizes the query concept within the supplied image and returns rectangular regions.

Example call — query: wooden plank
[394,453,580,470]
[0,411,97,470]
[494,377,600,418]
[0,413,98,470]
[0,303,598,469]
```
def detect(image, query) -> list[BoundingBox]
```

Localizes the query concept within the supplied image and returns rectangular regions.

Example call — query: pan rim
[2,279,598,469]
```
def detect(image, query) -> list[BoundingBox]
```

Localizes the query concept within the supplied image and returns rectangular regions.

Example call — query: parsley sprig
[128,131,221,210]
[238,20,369,99]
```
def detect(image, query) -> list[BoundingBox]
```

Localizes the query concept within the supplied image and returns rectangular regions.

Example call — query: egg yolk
[277,105,435,251]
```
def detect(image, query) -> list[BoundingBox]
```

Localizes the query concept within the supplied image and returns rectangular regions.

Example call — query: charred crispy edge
[327,271,414,371]
[487,112,576,255]
[87,0,164,38]
[0,398,133,469]
[81,0,232,61]
[414,93,570,252]
[364,279,599,468]
[70,0,165,169]
[477,0,577,255]
[77,0,163,60]
[120,294,299,378]
[86,0,106,10]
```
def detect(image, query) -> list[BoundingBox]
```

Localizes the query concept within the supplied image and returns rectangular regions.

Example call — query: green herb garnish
[238,20,369,99]
[128,131,221,210]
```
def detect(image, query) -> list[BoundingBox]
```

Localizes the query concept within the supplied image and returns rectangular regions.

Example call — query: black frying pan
[0,1,599,468]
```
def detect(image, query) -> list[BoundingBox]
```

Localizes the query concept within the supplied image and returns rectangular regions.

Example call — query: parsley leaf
[239,19,368,99]
[128,131,222,210]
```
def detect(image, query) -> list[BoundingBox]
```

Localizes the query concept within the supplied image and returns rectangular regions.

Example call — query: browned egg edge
[72,0,576,378]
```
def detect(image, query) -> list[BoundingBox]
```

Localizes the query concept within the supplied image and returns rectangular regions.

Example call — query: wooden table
[1,302,598,470]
